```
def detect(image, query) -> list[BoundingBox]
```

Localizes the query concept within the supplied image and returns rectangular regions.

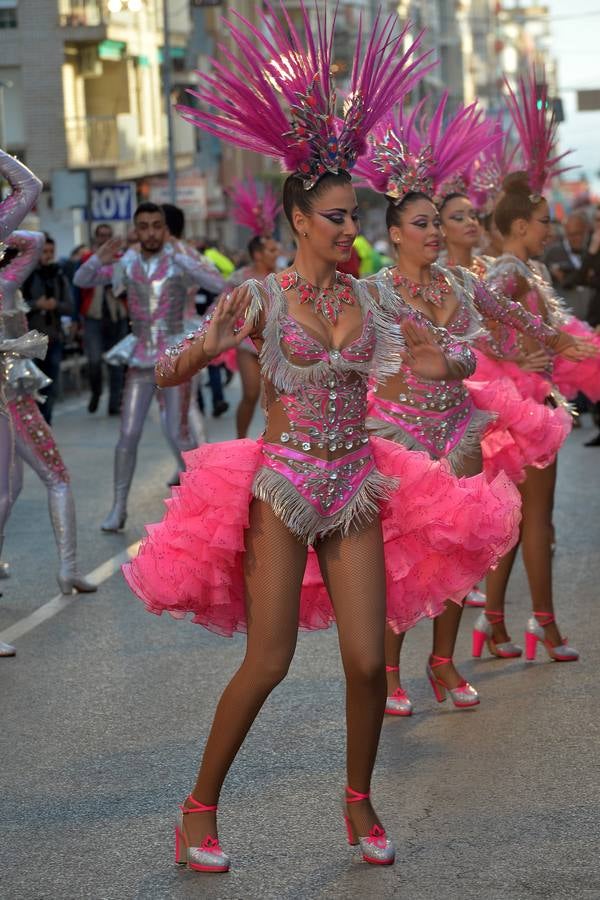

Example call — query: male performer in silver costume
[74,202,225,531]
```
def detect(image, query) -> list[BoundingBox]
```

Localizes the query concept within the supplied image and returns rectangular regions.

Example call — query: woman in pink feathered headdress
[122,3,526,874]
[465,70,599,667]
[356,89,589,716]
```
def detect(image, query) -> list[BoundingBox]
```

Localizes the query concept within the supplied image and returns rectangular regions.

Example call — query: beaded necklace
[280,270,355,325]
[391,267,451,308]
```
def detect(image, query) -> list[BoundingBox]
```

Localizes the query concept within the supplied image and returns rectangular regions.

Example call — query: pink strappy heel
[471,611,523,659]
[174,794,230,873]
[426,655,479,708]
[343,786,395,865]
[524,612,579,662]
[385,665,413,716]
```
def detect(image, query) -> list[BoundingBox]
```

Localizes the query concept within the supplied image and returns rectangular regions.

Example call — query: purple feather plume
[355,93,500,203]
[177,2,434,189]
[503,68,574,194]
[227,177,281,236]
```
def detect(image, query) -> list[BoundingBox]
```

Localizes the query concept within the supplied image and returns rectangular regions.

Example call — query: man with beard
[74,202,225,531]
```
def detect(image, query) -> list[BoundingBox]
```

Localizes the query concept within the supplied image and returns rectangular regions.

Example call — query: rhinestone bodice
[260,275,399,456]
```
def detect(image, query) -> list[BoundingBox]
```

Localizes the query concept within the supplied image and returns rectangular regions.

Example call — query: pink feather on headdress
[468,115,520,212]
[355,92,500,204]
[503,68,574,196]
[227,177,281,237]
[177,2,434,190]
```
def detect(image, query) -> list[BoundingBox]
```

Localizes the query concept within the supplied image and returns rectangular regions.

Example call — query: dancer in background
[0,229,97,596]
[468,72,596,663]
[74,202,224,531]
[226,178,280,437]
[356,95,587,713]
[123,7,517,873]
[0,149,44,656]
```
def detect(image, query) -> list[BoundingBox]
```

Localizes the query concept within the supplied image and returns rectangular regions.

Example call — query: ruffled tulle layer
[123,436,520,637]
[552,317,600,402]
[467,351,572,484]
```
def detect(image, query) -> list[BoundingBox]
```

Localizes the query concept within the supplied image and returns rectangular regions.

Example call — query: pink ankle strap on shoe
[429,654,452,668]
[346,786,370,803]
[179,794,218,814]
[385,665,399,673]
[533,612,555,625]
[484,611,505,624]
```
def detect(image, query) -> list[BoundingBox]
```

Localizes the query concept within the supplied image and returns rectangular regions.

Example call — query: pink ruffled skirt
[552,317,600,402]
[467,351,572,484]
[123,436,520,636]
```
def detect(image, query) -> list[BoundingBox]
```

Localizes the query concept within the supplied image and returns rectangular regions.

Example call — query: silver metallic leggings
[103,368,201,527]
[0,395,82,580]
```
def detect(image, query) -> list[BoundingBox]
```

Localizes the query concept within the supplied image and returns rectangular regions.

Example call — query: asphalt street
[1,376,599,900]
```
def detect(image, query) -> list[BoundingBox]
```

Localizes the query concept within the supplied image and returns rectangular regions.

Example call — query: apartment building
[0,0,196,250]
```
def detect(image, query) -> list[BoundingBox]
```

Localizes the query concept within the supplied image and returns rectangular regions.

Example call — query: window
[0,0,17,29]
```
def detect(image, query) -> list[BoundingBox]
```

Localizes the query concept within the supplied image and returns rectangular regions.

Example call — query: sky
[545,0,600,191]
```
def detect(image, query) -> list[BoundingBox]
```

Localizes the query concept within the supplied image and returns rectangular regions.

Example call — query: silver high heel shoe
[472,612,523,659]
[525,613,579,662]
[174,794,230,873]
[0,641,16,657]
[384,665,413,716]
[426,655,480,708]
[344,787,395,865]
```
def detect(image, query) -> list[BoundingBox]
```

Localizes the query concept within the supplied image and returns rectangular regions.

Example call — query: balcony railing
[59,1,106,27]
[65,114,173,176]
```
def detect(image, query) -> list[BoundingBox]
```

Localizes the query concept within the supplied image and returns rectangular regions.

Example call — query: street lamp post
[162,0,177,203]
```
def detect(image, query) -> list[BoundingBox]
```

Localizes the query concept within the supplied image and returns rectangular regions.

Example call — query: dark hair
[94,223,113,237]
[438,191,469,214]
[133,201,165,222]
[282,171,352,234]
[161,203,185,238]
[0,246,19,270]
[494,171,544,237]
[43,231,55,245]
[247,235,266,258]
[385,191,433,229]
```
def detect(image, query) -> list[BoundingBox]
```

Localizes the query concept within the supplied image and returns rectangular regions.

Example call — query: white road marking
[0,541,140,644]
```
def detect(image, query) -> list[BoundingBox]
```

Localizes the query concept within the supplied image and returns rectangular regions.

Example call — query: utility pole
[162,0,177,203]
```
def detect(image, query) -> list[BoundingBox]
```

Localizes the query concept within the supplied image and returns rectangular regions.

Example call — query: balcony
[59,1,108,41]
[65,114,193,179]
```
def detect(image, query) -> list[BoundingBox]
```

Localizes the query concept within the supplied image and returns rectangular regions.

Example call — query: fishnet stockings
[186,500,387,845]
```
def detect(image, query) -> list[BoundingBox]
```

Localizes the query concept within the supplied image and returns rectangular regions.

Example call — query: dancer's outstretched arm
[0,150,42,241]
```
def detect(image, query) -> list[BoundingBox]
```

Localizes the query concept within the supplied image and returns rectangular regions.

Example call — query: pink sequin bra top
[367,265,485,470]
[157,272,403,544]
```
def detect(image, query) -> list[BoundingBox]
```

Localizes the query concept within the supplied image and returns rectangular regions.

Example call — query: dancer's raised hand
[203,287,255,359]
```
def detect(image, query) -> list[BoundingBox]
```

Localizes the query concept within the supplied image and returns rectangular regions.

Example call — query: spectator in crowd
[79,223,129,415]
[544,211,591,320]
[581,206,600,447]
[22,232,73,423]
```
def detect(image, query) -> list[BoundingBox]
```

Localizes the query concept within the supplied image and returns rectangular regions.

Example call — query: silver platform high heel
[174,794,230,873]
[344,787,395,866]
[0,641,16,657]
[472,611,522,659]
[525,612,579,662]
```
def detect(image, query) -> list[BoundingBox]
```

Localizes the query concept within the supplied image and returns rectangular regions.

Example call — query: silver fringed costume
[74,243,225,530]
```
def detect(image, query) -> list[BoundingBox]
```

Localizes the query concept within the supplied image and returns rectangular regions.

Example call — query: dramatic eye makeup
[317,207,360,225]
[410,216,441,229]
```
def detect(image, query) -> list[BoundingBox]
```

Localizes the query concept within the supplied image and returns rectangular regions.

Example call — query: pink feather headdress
[227,178,281,237]
[468,115,520,213]
[503,68,573,199]
[355,92,499,204]
[177,2,433,190]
